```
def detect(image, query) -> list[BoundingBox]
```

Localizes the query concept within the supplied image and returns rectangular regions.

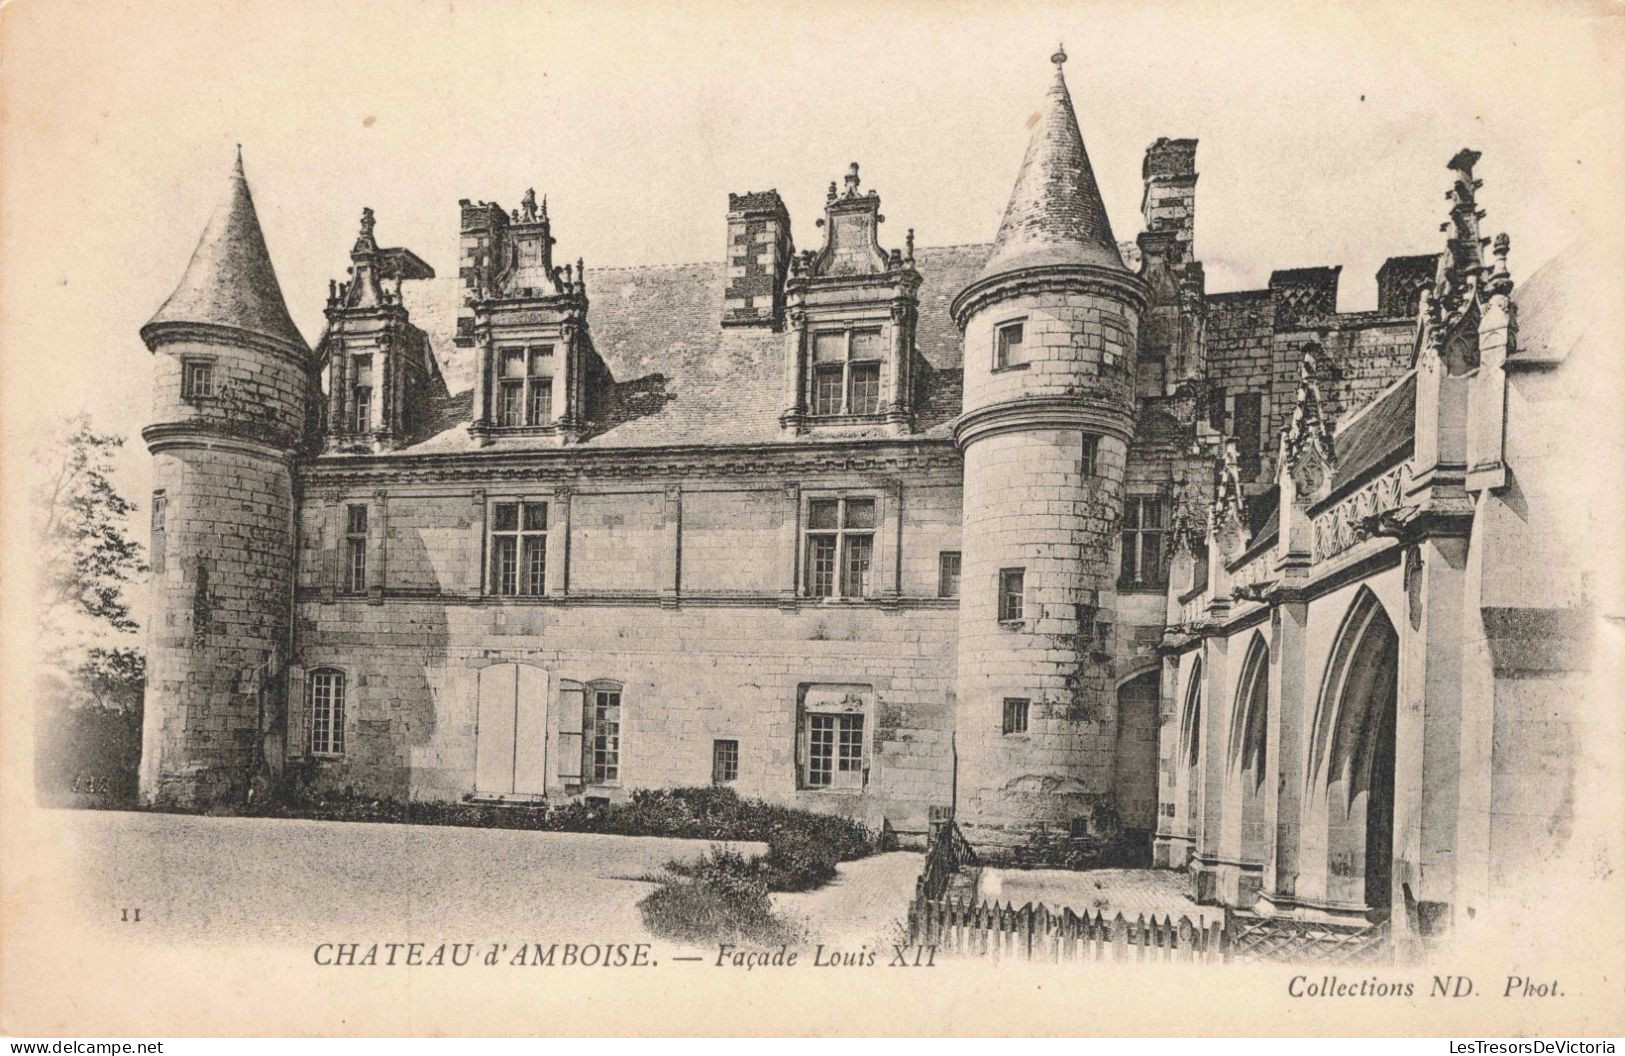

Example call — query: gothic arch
[1178,657,1205,844]
[1227,632,1270,869]
[1307,587,1399,918]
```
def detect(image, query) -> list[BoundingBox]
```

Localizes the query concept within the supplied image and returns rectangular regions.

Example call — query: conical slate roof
[143,150,308,353]
[976,50,1126,281]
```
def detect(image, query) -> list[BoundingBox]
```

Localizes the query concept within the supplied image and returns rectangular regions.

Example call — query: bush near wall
[247,784,880,867]
[34,704,142,808]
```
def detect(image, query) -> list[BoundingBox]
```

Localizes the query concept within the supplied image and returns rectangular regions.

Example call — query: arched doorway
[1229,634,1270,871]
[1114,670,1161,839]
[1312,590,1399,920]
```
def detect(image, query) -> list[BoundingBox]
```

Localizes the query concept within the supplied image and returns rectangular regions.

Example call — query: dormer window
[780,164,921,436]
[811,328,884,417]
[496,346,554,428]
[350,355,373,433]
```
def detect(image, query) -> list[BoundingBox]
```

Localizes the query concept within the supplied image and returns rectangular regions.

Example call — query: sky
[2,0,1621,571]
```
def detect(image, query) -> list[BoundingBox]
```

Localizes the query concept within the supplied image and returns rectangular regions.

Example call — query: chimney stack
[723,190,793,329]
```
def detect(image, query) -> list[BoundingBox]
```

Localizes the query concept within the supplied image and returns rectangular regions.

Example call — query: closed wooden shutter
[513,665,549,796]
[557,682,584,783]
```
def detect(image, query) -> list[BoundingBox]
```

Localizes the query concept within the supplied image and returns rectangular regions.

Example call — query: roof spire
[141,148,307,354]
[975,47,1126,281]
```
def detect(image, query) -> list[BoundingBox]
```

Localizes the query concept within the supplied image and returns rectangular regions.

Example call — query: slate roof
[144,152,308,353]
[974,55,1127,282]
[1327,370,1417,495]
[1508,241,1604,367]
[394,243,991,452]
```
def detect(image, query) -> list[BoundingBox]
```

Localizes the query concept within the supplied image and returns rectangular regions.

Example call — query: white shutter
[513,665,549,796]
[475,664,517,795]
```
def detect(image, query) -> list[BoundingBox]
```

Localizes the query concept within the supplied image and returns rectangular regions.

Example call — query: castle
[138,50,1594,939]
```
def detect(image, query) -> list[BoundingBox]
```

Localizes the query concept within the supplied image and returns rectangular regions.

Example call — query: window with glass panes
[344,505,368,593]
[998,568,1025,621]
[1120,495,1168,588]
[804,712,864,788]
[351,355,373,433]
[809,327,884,416]
[938,551,961,598]
[308,669,346,756]
[489,500,548,596]
[497,346,554,427]
[583,686,621,783]
[1081,433,1099,477]
[183,359,215,400]
[712,739,739,785]
[1003,697,1030,735]
[994,319,1027,369]
[804,497,876,598]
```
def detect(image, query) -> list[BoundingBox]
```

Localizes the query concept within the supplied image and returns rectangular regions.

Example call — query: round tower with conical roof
[949,50,1147,854]
[138,150,311,807]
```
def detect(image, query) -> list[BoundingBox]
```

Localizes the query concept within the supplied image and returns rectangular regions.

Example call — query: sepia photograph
[1,0,1621,1041]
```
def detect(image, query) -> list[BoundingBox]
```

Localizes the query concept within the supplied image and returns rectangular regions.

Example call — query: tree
[31,413,147,711]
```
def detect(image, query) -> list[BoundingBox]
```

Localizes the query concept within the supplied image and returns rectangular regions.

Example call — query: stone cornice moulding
[298,437,963,487]
[140,320,313,367]
[952,396,1134,450]
[142,421,300,462]
[950,263,1149,328]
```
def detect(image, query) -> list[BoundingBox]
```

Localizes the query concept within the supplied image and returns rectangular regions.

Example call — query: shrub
[760,828,838,892]
[638,845,797,944]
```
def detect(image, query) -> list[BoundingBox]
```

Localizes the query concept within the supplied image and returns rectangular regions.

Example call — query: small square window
[998,568,1025,622]
[938,552,961,598]
[994,321,1026,369]
[712,739,739,785]
[1003,698,1030,735]
[1081,434,1099,477]
[183,360,215,400]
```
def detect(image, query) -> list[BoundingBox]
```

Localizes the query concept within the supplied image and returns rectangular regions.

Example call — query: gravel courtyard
[57,809,767,948]
[48,809,923,951]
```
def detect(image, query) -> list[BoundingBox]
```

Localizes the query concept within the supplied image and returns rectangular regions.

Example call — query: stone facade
[137,56,1593,913]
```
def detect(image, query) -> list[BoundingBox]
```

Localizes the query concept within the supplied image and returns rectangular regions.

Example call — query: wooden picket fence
[910,895,1227,963]
[907,819,1392,964]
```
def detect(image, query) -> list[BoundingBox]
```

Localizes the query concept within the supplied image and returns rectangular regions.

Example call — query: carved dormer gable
[1212,436,1250,559]
[1283,345,1336,503]
[319,208,435,453]
[459,189,604,448]
[780,164,923,436]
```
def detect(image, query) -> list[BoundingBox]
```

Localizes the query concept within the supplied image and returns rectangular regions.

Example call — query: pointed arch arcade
[1308,588,1400,919]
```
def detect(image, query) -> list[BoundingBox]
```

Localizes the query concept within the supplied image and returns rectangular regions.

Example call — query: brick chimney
[1141,137,1198,262]
[723,190,792,329]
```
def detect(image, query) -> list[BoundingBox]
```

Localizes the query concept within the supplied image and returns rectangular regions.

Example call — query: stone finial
[1485,232,1514,298]
[843,162,861,198]
[827,180,838,203]
[905,227,915,264]
[1212,439,1249,557]
[1283,346,1336,500]
[359,206,375,239]
[520,187,539,223]
[1051,43,1067,67]
[233,143,245,178]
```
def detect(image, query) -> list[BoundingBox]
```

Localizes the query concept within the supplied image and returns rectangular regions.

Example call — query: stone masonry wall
[290,601,957,832]
[141,446,295,805]
[954,281,1141,854]
[289,460,964,831]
